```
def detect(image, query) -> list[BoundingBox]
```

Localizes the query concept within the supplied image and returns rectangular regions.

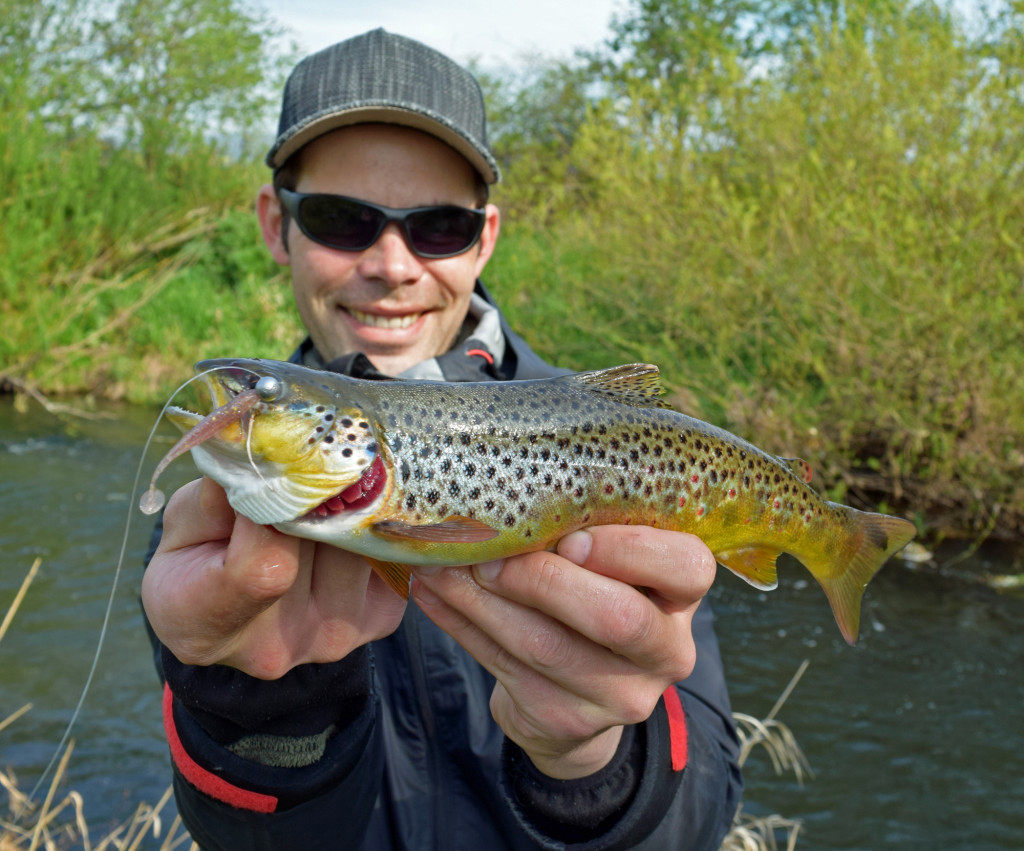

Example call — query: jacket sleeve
[142,517,386,851]
[500,597,744,850]
[164,660,385,851]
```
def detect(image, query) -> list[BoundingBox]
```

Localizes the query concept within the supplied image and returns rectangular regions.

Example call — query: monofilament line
[23,367,260,809]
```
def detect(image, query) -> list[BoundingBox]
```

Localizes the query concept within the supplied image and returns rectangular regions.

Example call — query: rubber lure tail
[139,387,261,514]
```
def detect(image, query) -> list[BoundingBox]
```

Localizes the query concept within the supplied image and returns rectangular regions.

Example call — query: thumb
[143,478,301,664]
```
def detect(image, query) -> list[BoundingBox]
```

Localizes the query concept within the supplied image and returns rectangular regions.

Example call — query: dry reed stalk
[719,661,811,850]
[0,560,40,645]
[1,561,196,851]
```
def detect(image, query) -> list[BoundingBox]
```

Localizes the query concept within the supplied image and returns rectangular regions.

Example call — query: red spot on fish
[691,474,700,483]
[696,505,705,517]
[728,488,737,498]
[604,484,614,494]
[678,495,687,507]
[773,499,781,510]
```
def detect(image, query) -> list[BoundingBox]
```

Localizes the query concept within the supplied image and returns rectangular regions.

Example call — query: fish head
[166,359,385,526]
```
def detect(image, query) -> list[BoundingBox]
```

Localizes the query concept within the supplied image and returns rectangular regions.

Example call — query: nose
[356,222,423,286]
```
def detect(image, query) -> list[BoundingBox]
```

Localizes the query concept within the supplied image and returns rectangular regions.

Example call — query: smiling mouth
[348,308,422,330]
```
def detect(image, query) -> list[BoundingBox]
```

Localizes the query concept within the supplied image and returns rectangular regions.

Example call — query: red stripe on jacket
[662,686,689,772]
[163,683,279,813]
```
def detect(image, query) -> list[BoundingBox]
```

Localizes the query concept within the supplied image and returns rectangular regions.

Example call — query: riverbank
[5,2,1023,544]
[2,203,1022,544]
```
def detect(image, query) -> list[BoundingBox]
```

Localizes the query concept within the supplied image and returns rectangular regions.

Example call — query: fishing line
[245,409,278,496]
[24,366,265,810]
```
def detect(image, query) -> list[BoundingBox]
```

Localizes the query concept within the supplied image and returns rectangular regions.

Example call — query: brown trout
[148,358,916,644]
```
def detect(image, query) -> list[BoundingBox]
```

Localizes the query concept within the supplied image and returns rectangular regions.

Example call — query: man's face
[257,124,500,375]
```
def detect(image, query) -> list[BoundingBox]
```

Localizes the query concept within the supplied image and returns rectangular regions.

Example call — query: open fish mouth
[144,359,384,525]
[305,455,387,517]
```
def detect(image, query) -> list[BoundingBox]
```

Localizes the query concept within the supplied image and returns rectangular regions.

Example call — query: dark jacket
[147,282,743,850]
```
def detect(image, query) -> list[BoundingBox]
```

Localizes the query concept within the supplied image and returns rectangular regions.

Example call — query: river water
[1,396,1022,849]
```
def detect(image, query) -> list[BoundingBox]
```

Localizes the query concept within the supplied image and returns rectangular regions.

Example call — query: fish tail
[814,507,916,645]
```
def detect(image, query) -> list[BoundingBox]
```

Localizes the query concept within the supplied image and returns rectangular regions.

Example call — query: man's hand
[409,526,716,779]
[142,477,408,678]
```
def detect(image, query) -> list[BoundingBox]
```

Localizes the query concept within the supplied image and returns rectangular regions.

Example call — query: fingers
[143,478,303,667]
[480,526,715,671]
[409,526,717,775]
[143,478,409,677]
[556,525,717,612]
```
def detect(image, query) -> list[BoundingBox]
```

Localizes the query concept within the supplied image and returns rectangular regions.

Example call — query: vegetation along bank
[2,0,1022,543]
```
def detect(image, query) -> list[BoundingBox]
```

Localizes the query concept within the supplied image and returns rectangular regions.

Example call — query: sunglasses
[277,188,487,259]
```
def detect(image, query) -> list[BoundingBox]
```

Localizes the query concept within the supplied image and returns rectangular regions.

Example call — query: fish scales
[362,378,832,561]
[157,358,917,644]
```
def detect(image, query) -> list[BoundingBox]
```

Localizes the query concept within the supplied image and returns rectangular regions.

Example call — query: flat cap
[267,28,500,183]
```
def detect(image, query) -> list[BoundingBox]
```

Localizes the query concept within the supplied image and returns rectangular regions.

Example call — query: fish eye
[255,375,283,401]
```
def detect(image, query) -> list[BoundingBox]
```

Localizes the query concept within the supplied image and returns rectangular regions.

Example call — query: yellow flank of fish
[158,359,917,645]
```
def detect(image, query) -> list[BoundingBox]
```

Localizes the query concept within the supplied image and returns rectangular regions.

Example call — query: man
[142,29,742,850]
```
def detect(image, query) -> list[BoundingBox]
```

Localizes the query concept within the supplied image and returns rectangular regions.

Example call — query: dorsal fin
[571,364,672,409]
[780,457,814,484]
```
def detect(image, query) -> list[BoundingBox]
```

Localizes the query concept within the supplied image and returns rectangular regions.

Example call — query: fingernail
[411,577,439,606]
[474,560,502,584]
[557,530,593,565]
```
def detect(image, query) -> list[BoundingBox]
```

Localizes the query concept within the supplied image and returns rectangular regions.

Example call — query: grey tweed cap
[267,28,500,184]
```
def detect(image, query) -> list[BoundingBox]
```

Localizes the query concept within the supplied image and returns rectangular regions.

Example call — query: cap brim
[268,106,499,184]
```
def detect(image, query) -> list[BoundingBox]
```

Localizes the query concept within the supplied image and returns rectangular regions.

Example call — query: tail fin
[817,508,916,645]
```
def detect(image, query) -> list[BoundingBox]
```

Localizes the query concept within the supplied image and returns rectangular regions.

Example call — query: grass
[0,560,196,851]
[3,1,1023,545]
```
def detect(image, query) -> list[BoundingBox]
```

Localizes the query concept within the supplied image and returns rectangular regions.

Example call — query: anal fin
[716,546,782,591]
[364,557,412,599]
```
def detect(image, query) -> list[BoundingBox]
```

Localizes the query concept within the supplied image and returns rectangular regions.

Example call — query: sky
[259,0,628,71]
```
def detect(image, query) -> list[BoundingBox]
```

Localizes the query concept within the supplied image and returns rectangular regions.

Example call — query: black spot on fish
[426,490,440,505]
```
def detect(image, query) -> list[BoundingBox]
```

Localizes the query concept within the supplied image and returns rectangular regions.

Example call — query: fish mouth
[304,454,387,518]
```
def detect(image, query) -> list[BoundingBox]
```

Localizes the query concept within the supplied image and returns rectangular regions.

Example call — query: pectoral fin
[716,546,782,591]
[371,516,499,543]
[364,557,412,599]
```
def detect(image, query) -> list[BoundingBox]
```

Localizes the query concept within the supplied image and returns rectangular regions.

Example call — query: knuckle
[599,590,657,649]
[505,551,565,601]
[523,624,576,671]
[492,642,525,679]
[242,567,294,603]
[245,652,293,681]
[670,642,698,682]
[619,689,660,727]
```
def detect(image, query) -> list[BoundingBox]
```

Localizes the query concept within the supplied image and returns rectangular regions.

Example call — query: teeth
[349,308,421,329]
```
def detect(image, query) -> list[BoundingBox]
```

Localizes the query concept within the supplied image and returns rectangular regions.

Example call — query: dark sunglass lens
[301,196,383,249]
[406,209,483,257]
